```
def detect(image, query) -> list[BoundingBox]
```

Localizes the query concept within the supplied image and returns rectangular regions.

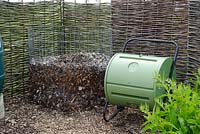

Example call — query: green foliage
[140,69,200,134]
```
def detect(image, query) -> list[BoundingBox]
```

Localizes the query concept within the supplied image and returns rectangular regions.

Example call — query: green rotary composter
[0,36,5,120]
[103,38,179,122]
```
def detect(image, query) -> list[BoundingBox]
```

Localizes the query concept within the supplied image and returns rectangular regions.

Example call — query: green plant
[140,69,200,134]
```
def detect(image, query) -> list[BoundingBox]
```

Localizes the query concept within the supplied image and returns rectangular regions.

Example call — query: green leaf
[140,72,200,134]
[187,119,197,125]
[190,126,200,134]
[178,117,188,133]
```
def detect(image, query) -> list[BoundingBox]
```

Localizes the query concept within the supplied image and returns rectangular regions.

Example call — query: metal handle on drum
[122,38,179,79]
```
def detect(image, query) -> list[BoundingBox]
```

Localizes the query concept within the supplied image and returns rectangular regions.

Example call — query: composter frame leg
[103,100,124,122]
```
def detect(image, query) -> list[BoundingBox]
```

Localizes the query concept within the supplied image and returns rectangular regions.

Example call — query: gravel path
[0,97,144,134]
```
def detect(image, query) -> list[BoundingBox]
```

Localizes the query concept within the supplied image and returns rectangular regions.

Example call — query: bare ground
[0,97,144,134]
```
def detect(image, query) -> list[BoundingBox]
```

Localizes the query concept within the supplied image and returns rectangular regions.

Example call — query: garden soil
[0,97,144,134]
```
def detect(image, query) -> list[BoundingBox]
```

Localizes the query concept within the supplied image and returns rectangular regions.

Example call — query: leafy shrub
[140,69,200,134]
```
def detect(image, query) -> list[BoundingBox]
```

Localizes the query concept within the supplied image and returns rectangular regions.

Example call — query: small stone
[10,119,16,124]
[48,95,52,99]
[78,86,83,91]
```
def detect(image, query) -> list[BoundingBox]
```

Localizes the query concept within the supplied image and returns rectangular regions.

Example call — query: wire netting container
[28,13,112,111]
[28,25,112,58]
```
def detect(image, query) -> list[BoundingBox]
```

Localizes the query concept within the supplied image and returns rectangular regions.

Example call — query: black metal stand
[103,100,124,122]
[103,38,179,122]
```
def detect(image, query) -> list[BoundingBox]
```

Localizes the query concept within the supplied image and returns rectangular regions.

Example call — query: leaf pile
[29,52,110,112]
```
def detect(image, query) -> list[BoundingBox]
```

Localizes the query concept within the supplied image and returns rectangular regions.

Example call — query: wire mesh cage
[28,25,112,59]
[27,1,112,111]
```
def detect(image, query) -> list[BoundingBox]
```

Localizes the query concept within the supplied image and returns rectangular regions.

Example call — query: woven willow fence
[0,0,111,96]
[0,1,60,96]
[1,0,200,96]
[112,0,200,82]
[188,1,200,79]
